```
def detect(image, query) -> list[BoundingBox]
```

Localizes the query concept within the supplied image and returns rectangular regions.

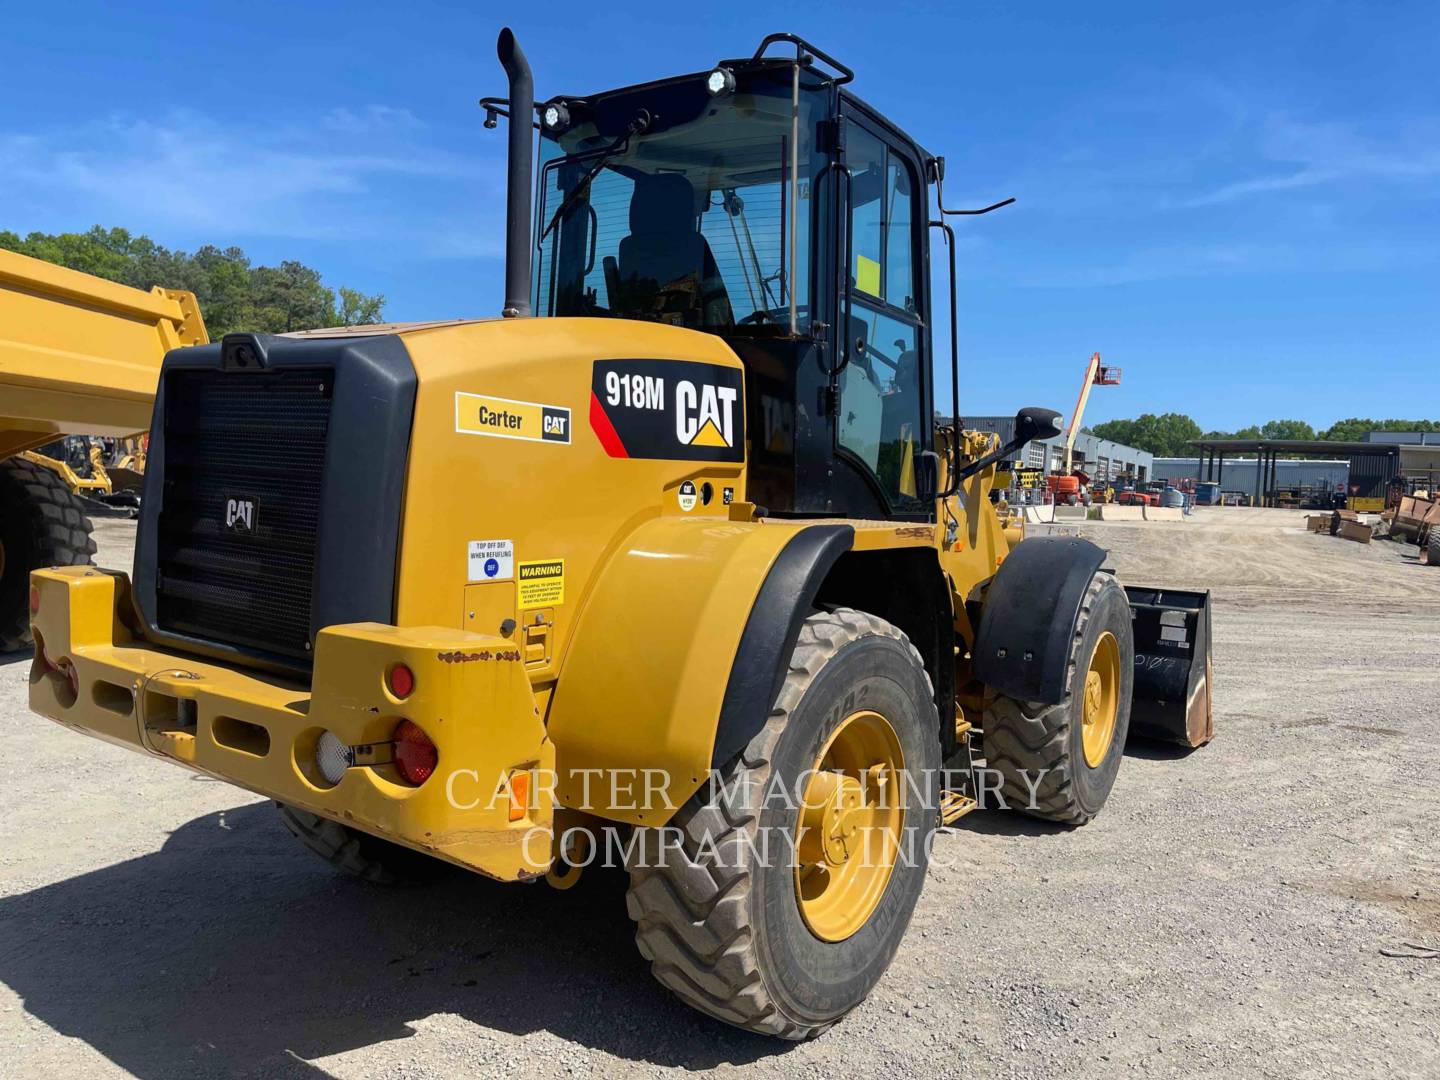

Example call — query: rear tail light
[386,663,415,700]
[392,719,437,785]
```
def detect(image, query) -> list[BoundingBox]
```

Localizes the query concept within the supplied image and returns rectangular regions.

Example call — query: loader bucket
[1123,585,1214,748]
[107,465,144,493]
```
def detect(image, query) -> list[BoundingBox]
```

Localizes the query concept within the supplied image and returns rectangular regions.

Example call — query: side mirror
[950,406,1064,489]
[1013,407,1063,448]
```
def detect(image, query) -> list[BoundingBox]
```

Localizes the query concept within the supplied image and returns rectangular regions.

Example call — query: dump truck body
[0,248,206,458]
[1,248,206,648]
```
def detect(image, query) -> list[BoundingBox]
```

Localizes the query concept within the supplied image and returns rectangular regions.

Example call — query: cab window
[838,118,925,513]
[844,122,917,312]
[838,308,924,512]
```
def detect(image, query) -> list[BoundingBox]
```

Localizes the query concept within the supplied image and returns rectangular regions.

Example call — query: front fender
[972,536,1107,704]
[547,517,852,825]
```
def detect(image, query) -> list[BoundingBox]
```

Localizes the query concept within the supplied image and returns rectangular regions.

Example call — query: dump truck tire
[624,608,940,1039]
[276,803,445,885]
[0,455,97,652]
[982,571,1133,825]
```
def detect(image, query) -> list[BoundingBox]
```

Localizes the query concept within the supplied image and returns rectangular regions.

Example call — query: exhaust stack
[497,27,533,318]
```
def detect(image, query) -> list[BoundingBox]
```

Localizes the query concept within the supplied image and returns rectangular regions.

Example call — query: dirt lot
[2,509,1438,1079]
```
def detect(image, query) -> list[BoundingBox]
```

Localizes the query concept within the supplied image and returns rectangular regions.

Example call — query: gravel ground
[2,509,1437,1079]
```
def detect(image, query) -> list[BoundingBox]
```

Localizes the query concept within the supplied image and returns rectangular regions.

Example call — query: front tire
[982,571,1134,825]
[624,608,940,1039]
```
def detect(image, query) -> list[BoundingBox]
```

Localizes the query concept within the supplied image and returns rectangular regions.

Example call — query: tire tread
[981,572,1117,825]
[0,456,96,651]
[623,607,931,1039]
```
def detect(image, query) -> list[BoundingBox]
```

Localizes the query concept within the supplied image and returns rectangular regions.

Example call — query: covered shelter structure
[1190,438,1400,511]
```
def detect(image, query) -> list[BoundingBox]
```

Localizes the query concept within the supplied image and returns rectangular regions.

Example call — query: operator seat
[615,174,730,326]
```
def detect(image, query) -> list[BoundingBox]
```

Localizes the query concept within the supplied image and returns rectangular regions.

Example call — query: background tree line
[0,226,385,338]
[1086,413,1439,458]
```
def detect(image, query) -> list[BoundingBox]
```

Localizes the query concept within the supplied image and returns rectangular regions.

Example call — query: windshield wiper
[539,109,651,242]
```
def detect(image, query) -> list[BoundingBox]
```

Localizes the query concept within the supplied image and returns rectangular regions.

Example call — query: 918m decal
[589,359,744,462]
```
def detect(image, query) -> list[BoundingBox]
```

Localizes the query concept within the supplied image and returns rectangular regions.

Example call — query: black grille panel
[155,368,333,659]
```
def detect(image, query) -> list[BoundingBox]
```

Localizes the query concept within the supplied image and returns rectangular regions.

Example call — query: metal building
[1363,431,1440,492]
[1188,438,1399,511]
[1153,457,1349,492]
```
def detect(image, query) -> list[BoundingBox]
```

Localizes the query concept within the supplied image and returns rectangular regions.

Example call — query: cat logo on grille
[223,496,258,534]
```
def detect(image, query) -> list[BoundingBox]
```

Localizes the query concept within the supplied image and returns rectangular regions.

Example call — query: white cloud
[0,107,492,243]
[1181,113,1440,207]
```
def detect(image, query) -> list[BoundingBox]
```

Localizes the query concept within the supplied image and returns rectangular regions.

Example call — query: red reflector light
[387,663,415,700]
[392,719,437,785]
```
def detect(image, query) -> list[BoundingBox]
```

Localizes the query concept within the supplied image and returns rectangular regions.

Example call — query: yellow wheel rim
[1081,631,1121,767]
[794,710,905,942]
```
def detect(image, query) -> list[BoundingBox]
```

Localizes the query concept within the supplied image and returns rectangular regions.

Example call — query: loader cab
[525,36,937,521]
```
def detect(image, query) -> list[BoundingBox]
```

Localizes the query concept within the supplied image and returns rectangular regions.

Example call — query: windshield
[533,66,824,335]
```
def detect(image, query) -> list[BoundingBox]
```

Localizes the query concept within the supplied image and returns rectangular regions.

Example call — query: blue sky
[2,0,1435,431]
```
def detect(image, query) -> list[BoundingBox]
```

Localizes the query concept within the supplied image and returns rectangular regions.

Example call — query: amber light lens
[392,719,437,785]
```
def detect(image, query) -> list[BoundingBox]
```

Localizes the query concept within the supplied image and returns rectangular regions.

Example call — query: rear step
[1124,585,1214,748]
[939,789,977,825]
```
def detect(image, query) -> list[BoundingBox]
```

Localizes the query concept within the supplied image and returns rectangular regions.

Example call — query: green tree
[1259,419,1316,441]
[1320,418,1439,441]
[0,226,384,338]
[334,286,386,326]
[1091,412,1203,457]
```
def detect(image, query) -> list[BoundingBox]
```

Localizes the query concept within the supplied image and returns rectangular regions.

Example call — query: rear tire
[276,803,445,885]
[982,571,1133,825]
[624,608,940,1039]
[0,456,96,652]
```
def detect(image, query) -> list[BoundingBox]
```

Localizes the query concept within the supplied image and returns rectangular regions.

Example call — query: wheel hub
[794,710,906,942]
[1081,631,1121,767]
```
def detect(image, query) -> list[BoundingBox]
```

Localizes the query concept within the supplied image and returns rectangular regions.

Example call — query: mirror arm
[952,436,1028,486]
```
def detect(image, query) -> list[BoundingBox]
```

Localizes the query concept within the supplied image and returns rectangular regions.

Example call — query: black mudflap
[1124,586,1214,747]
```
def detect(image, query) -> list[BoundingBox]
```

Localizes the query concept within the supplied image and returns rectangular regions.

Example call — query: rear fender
[546,518,853,825]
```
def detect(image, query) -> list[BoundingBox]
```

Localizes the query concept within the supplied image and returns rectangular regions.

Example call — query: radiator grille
[155,368,333,659]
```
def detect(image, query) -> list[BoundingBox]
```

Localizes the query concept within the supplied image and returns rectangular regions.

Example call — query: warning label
[517,559,565,609]
[467,539,514,582]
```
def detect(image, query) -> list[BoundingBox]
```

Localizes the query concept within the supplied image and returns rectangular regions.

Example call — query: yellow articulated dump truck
[1,247,206,649]
[28,30,1213,1038]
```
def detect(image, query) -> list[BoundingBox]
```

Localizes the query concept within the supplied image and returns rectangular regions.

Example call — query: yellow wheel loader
[1,248,206,649]
[27,29,1213,1038]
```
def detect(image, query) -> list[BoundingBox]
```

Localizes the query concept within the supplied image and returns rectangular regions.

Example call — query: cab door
[831,106,931,521]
